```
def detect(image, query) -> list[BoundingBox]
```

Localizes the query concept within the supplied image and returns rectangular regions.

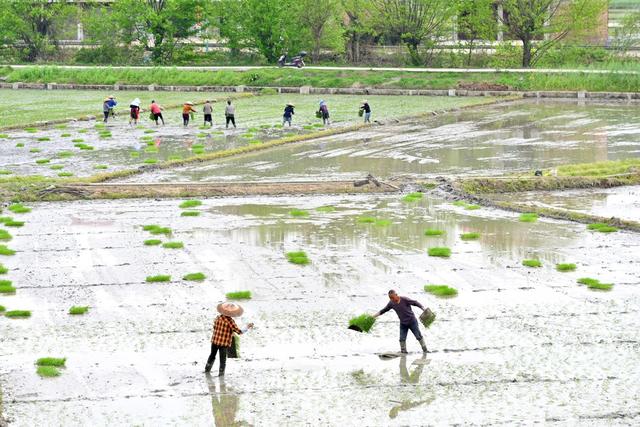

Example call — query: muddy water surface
[0,194,638,425]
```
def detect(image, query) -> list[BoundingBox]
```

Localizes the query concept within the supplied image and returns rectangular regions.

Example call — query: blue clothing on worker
[107,99,117,109]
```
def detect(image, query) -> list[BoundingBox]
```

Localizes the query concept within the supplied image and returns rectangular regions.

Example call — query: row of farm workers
[102,96,373,128]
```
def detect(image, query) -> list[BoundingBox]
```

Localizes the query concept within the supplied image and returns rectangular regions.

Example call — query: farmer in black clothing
[373,289,428,353]
[360,100,371,123]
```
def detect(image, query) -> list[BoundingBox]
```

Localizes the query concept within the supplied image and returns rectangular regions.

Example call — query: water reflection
[206,376,251,427]
[389,355,434,419]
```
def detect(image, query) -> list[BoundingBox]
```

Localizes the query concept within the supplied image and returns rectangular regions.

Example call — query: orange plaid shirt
[211,315,242,347]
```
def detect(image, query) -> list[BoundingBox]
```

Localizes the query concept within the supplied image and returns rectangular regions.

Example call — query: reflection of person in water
[206,376,250,427]
[389,354,434,419]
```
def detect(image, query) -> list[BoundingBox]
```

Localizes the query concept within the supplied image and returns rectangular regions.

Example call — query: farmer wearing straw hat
[372,290,428,354]
[103,96,117,123]
[360,100,371,123]
[204,302,254,376]
[182,101,197,127]
[283,102,295,126]
[129,98,141,126]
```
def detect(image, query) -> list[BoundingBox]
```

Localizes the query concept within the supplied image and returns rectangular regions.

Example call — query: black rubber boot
[418,338,428,353]
[400,340,408,354]
[204,362,212,373]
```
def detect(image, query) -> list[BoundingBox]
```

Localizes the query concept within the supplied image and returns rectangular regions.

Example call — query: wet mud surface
[126,99,640,183]
[1,195,638,425]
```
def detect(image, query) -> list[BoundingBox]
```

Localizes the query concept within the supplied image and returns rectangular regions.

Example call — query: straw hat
[108,95,114,99]
[131,98,140,107]
[362,99,368,103]
[104,97,110,101]
[286,102,294,106]
[217,302,244,317]
[186,101,194,105]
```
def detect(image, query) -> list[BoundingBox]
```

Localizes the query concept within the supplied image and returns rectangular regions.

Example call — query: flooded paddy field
[126,99,640,183]
[1,194,638,425]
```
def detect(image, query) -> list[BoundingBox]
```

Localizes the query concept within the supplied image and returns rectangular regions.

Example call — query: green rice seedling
[577,277,600,286]
[78,144,94,150]
[168,155,181,161]
[0,217,11,224]
[289,209,309,217]
[29,148,41,153]
[149,227,171,235]
[78,129,88,134]
[144,129,156,134]
[225,291,252,300]
[5,310,31,318]
[60,133,71,137]
[130,151,140,157]
[197,132,207,138]
[0,170,12,175]
[143,239,162,246]
[286,251,310,265]
[37,366,60,377]
[94,165,108,170]
[522,259,542,268]
[424,229,444,236]
[183,272,206,281]
[428,247,451,257]
[357,216,376,224]
[24,127,37,133]
[375,219,392,227]
[35,159,50,164]
[348,314,376,333]
[302,125,314,130]
[4,221,23,227]
[69,306,89,315]
[8,204,31,214]
[312,123,324,128]
[143,158,158,164]
[181,211,200,217]
[191,143,205,149]
[55,124,68,129]
[519,213,539,222]
[50,165,64,170]
[587,223,618,233]
[16,143,24,147]
[142,224,160,231]
[273,124,283,129]
[0,280,16,294]
[241,133,254,138]
[0,245,16,255]
[58,172,73,177]
[452,200,467,207]
[141,135,154,141]
[465,204,481,210]
[57,151,74,158]
[315,206,335,213]
[0,134,8,138]
[460,232,480,240]
[162,241,184,249]
[99,133,112,138]
[248,127,260,133]
[37,357,66,367]
[72,138,84,143]
[402,192,423,202]
[0,305,4,312]
[587,281,613,291]
[556,263,577,272]
[192,147,205,154]
[94,123,105,129]
[37,137,50,141]
[146,275,171,283]
[0,264,8,274]
[145,141,155,146]
[424,284,458,297]
[248,139,262,144]
[144,146,158,153]
[0,230,13,241]
[179,200,202,209]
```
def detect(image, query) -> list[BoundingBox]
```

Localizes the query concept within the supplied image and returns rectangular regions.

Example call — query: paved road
[5,64,639,75]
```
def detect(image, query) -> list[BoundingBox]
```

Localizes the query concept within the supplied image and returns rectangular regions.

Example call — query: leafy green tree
[455,0,496,65]
[341,0,375,62]
[214,0,246,58]
[500,0,606,67]
[613,10,640,53]
[297,0,345,61]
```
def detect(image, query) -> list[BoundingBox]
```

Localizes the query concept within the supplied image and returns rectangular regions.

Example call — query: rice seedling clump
[144,239,162,246]
[357,217,376,224]
[315,206,335,213]
[424,229,445,236]
[4,221,24,227]
[556,263,577,272]
[424,284,458,297]
[50,165,64,170]
[402,192,423,202]
[226,291,252,300]
[0,229,12,241]
[577,277,613,291]
[289,209,309,217]
[179,200,202,209]
[183,272,206,281]
[146,275,171,283]
[0,264,8,274]
[587,223,618,233]
[143,158,158,164]
[162,241,184,249]
[58,172,73,177]
[460,232,480,240]
[0,280,16,294]
[181,211,200,217]
[5,310,31,318]
[286,251,310,265]
[0,245,16,255]
[37,366,61,377]
[348,314,376,333]
[428,247,451,257]
[35,159,50,164]
[69,306,89,315]
[150,227,172,236]
[37,357,66,367]
[0,305,4,312]
[519,213,539,222]
[522,259,542,268]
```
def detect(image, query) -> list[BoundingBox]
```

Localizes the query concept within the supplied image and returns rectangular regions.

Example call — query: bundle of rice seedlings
[428,247,451,257]
[419,308,436,328]
[577,277,613,291]
[55,124,67,129]
[424,284,458,297]
[452,200,467,207]
[24,127,37,133]
[315,206,335,213]
[37,366,61,377]
[50,165,64,170]
[348,314,376,333]
[69,306,89,315]
[519,213,539,222]
[374,219,392,227]
[141,135,153,141]
[143,239,162,246]
[522,259,542,268]
[0,305,4,312]
[465,204,481,210]
[4,221,24,227]
[193,147,205,154]
[72,138,84,143]
[587,223,618,233]
[149,227,172,236]
[225,291,252,300]
[94,165,108,170]
[60,133,71,137]
[402,192,423,202]
[179,200,202,209]
[146,275,171,283]
[130,151,140,157]
[29,148,41,153]
[286,251,309,265]
[0,264,8,274]
[0,245,16,255]
[357,217,376,224]
[144,147,158,153]
[35,159,50,164]
[58,172,73,177]
[556,263,577,272]
[0,170,12,175]
[0,230,12,241]
[144,129,156,134]
[0,134,8,138]
[460,232,480,240]
[5,310,31,318]
[143,158,158,164]
[181,211,200,217]
[424,229,444,236]
[162,241,184,249]
[37,137,50,141]
[289,209,309,217]
[57,151,74,158]
[16,143,24,147]
[78,129,88,133]
[182,272,206,281]
[0,280,16,294]
[37,357,66,367]
[142,224,160,231]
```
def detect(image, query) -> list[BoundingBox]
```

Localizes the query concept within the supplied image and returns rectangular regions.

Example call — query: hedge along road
[5,64,640,75]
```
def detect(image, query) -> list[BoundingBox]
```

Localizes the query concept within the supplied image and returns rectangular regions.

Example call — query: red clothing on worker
[211,315,242,347]
[150,103,162,114]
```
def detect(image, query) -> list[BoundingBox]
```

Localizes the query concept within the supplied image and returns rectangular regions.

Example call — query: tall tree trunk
[354,33,360,63]
[522,38,532,68]
[406,42,421,66]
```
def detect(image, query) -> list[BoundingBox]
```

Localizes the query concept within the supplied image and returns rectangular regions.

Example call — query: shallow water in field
[125,99,640,183]
[0,194,638,425]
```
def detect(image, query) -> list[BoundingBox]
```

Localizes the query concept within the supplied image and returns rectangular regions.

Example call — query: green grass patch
[50,164,64,170]
[181,210,200,217]
[162,241,184,249]
[8,203,31,214]
[289,208,309,217]
[36,357,66,367]
[522,259,542,268]
[179,200,202,209]
[225,290,252,300]
[348,314,376,333]
[402,192,423,202]
[35,159,50,164]
[183,272,206,281]
[428,247,451,257]
[315,206,335,213]
[519,213,539,223]
[69,306,89,315]
[286,251,310,265]
[143,239,162,246]
[556,263,577,272]
[37,366,61,377]
[587,223,619,233]
[424,229,445,236]
[146,275,171,283]
[424,284,458,297]
[460,232,480,240]
[5,310,31,318]
[0,245,16,255]
[94,164,108,170]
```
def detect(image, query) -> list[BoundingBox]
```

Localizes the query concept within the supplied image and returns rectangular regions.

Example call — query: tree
[613,10,640,53]
[455,0,496,66]
[500,0,606,68]
[214,0,246,58]
[297,0,344,61]
[374,0,456,65]
[342,0,375,63]
[0,0,75,61]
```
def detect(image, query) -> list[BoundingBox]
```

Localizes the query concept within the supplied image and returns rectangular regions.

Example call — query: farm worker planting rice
[318,100,330,125]
[203,100,213,126]
[102,96,117,123]
[360,100,371,123]
[183,102,197,127]
[283,103,295,126]
[204,302,254,377]
[149,100,164,125]
[372,289,428,354]
[129,98,141,126]
[225,100,236,128]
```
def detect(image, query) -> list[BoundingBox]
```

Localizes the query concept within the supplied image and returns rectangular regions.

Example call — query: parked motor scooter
[278,51,307,68]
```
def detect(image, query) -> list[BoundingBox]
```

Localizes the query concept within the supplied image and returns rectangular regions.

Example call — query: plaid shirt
[211,315,242,347]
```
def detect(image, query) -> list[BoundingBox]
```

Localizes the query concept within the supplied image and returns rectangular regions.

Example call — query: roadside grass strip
[225,291,252,300]
[424,284,458,297]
